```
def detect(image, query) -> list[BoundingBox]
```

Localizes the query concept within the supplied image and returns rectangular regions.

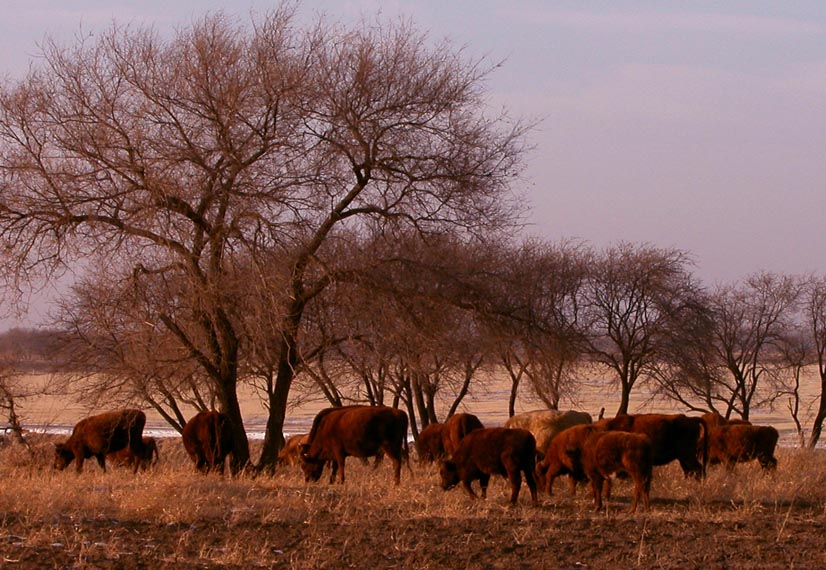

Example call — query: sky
[1,1,825,324]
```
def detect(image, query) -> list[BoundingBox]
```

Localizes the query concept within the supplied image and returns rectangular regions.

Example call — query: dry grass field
[1,435,826,569]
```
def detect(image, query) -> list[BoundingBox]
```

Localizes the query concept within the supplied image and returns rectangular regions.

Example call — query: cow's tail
[698,417,709,479]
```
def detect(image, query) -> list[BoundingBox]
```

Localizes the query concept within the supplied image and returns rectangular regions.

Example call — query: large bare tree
[0,10,527,469]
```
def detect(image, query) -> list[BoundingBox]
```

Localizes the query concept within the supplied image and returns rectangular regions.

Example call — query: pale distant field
[10,365,823,446]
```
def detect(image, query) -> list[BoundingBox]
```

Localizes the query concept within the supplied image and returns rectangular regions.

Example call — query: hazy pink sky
[2,1,825,324]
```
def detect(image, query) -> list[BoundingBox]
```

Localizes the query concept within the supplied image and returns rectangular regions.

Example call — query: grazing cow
[439,427,538,506]
[600,413,708,478]
[441,413,484,457]
[707,424,779,471]
[535,423,606,495]
[54,409,147,474]
[505,409,593,454]
[300,405,409,485]
[107,436,159,471]
[571,431,654,512]
[416,423,445,463]
[277,433,309,466]
[182,411,235,474]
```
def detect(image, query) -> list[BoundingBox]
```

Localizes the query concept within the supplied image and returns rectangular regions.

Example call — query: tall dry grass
[1,435,826,568]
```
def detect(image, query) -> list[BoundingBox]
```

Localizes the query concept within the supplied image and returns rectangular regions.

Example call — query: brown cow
[416,423,445,463]
[572,431,654,512]
[54,409,147,474]
[182,411,235,474]
[439,427,538,506]
[300,405,409,485]
[277,433,309,466]
[600,413,708,478]
[506,409,593,455]
[535,423,606,495]
[707,424,779,471]
[441,413,484,457]
[107,436,159,471]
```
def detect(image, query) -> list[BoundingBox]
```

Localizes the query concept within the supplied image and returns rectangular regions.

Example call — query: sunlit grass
[1,435,826,568]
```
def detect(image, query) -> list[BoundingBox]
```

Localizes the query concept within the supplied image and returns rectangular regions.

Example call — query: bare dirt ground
[1,438,826,570]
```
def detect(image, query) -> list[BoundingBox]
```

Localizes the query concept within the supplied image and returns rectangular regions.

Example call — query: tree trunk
[216,376,251,473]
[257,311,302,472]
[617,376,631,416]
[809,367,826,448]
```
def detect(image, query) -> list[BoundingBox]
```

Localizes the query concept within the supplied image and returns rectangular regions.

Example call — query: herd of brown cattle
[52,405,779,512]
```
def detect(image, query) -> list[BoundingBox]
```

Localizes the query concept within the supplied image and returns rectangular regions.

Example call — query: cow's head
[299,444,325,482]
[438,459,459,490]
[53,443,74,470]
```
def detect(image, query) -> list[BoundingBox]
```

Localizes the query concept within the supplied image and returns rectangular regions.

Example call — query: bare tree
[802,276,826,447]
[0,11,527,469]
[702,273,800,420]
[776,329,811,447]
[496,240,590,411]
[581,243,702,415]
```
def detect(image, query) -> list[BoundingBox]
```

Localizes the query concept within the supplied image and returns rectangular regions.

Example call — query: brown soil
[1,439,825,570]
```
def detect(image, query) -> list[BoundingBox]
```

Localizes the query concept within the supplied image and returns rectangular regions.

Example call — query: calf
[707,424,779,471]
[277,434,309,466]
[54,409,147,474]
[535,423,604,495]
[441,413,484,457]
[300,405,409,485]
[439,427,538,506]
[416,423,445,463]
[182,411,235,474]
[107,436,159,471]
[574,431,654,513]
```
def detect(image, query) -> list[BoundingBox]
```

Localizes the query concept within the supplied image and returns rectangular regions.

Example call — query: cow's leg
[629,473,641,513]
[546,471,557,495]
[391,453,402,486]
[507,469,522,505]
[75,451,85,474]
[590,473,604,511]
[602,477,612,500]
[96,454,107,473]
[642,471,652,510]
[759,455,777,472]
[566,475,576,496]
[461,480,478,499]
[328,460,339,484]
[679,456,703,480]
[479,474,490,499]
[524,468,538,506]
